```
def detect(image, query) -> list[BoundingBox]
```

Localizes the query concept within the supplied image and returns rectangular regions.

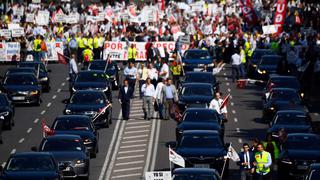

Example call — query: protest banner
[32,0,41,3]
[15,8,24,16]
[36,11,50,26]
[0,29,12,39]
[179,35,190,44]
[11,28,25,37]
[274,0,287,35]
[145,171,171,180]
[8,24,20,30]
[26,13,35,23]
[262,25,277,35]
[46,41,64,61]
[66,14,79,24]
[6,42,20,62]
[0,43,6,61]
[55,14,66,23]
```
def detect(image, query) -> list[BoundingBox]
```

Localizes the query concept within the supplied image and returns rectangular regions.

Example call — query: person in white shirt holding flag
[209,92,229,121]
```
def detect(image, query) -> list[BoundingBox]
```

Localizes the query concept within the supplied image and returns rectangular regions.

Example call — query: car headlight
[75,159,85,165]
[65,109,71,114]
[18,91,29,95]
[257,69,266,74]
[0,111,9,116]
[300,93,304,98]
[281,158,293,165]
[208,63,215,67]
[72,87,77,92]
[84,139,93,145]
[40,77,48,81]
[182,63,185,66]
[269,107,275,111]
[30,90,39,95]
[252,64,257,68]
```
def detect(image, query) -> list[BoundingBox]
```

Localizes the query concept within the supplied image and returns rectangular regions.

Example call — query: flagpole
[169,145,172,173]
[221,142,231,179]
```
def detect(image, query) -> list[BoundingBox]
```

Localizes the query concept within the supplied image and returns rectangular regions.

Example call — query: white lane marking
[116,161,144,166]
[10,149,16,154]
[225,77,228,80]
[66,77,70,81]
[113,167,142,173]
[315,113,319,116]
[232,110,236,114]
[231,102,234,106]
[131,106,142,110]
[105,121,126,180]
[27,128,32,133]
[123,134,148,140]
[238,138,243,143]
[226,82,230,86]
[149,114,161,172]
[111,173,141,179]
[40,110,46,115]
[52,95,57,99]
[125,125,150,129]
[124,129,149,134]
[34,118,39,123]
[120,144,147,149]
[130,109,144,113]
[230,95,233,99]
[126,121,150,125]
[130,113,145,116]
[1,162,6,167]
[234,118,238,122]
[98,113,122,180]
[57,89,61,93]
[61,82,65,86]
[117,155,144,160]
[236,128,241,133]
[143,112,157,174]
[18,138,25,143]
[122,139,147,144]
[223,72,226,75]
[47,102,52,107]
[227,88,231,92]
[118,149,146,154]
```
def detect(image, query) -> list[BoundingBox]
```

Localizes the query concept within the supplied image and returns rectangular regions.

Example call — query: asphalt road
[0,63,319,180]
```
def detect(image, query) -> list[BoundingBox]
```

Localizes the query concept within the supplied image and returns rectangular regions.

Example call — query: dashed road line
[117,154,144,160]
[226,82,230,86]
[40,110,46,115]
[230,95,233,99]
[52,95,57,99]
[234,118,238,122]
[27,128,32,133]
[122,139,147,144]
[232,110,236,114]
[10,149,16,154]
[118,149,146,154]
[124,129,149,134]
[126,121,150,125]
[113,167,142,173]
[18,138,25,143]
[125,125,150,129]
[223,72,227,75]
[238,138,243,143]
[120,144,146,149]
[116,161,144,166]
[227,88,231,92]
[47,102,52,107]
[34,118,39,123]
[236,128,241,133]
[231,102,234,106]
[1,162,6,167]
[57,88,61,93]
[123,134,148,140]
[66,77,70,81]
[61,82,65,86]
[225,77,228,80]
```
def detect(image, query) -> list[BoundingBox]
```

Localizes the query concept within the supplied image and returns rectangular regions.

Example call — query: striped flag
[220,93,230,110]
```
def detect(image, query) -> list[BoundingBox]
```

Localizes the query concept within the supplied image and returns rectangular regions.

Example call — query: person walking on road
[68,54,78,95]
[138,63,148,99]
[141,78,155,120]
[231,49,242,82]
[237,143,255,180]
[118,79,134,120]
[124,62,137,90]
[154,78,166,119]
[254,144,272,180]
[209,92,228,121]
[159,59,169,80]
[160,78,178,120]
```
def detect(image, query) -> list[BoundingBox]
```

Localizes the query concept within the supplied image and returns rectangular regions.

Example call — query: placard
[145,171,171,180]
[15,8,24,16]
[55,14,66,23]
[262,25,277,35]
[11,28,25,37]
[66,14,79,24]
[179,35,190,44]
[6,42,20,61]
[36,11,50,26]
[32,0,41,3]
[0,29,12,39]
[0,43,6,61]
[26,14,35,23]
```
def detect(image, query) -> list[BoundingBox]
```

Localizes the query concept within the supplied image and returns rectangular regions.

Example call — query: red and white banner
[239,0,257,26]
[274,0,287,35]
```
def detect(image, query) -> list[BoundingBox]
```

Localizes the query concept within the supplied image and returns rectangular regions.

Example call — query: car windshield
[77,72,107,82]
[7,68,35,75]
[70,92,105,104]
[252,50,275,59]
[185,74,216,84]
[270,78,300,89]
[183,111,219,122]
[53,119,91,131]
[173,174,218,180]
[4,75,36,85]
[275,113,309,125]
[185,51,210,59]
[286,135,320,150]
[181,86,213,96]
[20,63,46,73]
[6,156,55,171]
[269,91,300,103]
[42,139,83,151]
[260,57,280,66]
[0,95,8,105]
[180,135,223,148]
[89,61,106,71]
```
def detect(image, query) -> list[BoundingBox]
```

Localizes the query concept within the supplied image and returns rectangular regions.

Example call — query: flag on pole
[220,93,230,110]
[92,104,112,123]
[226,143,240,162]
[41,120,55,138]
[57,52,68,65]
[169,147,185,167]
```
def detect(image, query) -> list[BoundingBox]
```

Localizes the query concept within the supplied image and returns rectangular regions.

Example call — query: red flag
[57,52,68,65]
[274,0,287,35]
[220,94,230,110]
[161,0,165,11]
[42,120,55,138]
[239,0,257,26]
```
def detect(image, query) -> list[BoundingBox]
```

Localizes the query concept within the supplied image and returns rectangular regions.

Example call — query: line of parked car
[0,60,120,180]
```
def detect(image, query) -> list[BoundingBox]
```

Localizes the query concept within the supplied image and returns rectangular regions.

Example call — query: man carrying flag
[41,120,55,138]
[58,52,78,96]
[209,92,229,121]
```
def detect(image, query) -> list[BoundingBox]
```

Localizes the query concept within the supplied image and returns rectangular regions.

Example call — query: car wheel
[90,152,97,159]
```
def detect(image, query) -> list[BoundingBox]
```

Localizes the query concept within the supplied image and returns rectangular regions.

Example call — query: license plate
[194,164,210,168]
[12,96,25,100]
[194,68,202,72]
[63,167,71,171]
[297,165,308,170]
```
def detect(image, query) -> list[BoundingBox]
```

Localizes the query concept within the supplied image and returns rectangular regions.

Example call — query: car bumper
[62,164,89,178]
[184,158,226,172]
[9,94,40,104]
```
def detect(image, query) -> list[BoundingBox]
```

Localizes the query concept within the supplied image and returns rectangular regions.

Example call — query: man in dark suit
[118,79,134,120]
[237,143,255,180]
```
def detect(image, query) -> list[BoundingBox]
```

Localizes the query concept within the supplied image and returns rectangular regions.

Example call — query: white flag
[169,147,185,167]
[226,144,240,162]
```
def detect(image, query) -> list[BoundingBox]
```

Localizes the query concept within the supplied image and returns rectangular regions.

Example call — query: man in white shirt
[159,59,169,80]
[154,78,165,119]
[141,78,155,120]
[231,49,241,82]
[124,62,137,90]
[209,92,227,120]
[148,63,158,88]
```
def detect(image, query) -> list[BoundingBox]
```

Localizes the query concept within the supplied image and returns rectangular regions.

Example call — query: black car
[18,61,50,92]
[178,83,214,112]
[182,72,219,92]
[39,134,90,179]
[174,130,228,174]
[278,133,320,178]
[88,60,120,90]
[176,108,223,142]
[51,115,99,158]
[1,73,41,105]
[0,152,63,180]
[255,55,282,80]
[262,88,305,122]
[172,168,221,180]
[0,93,14,130]
[304,163,320,180]
[264,75,303,99]
[268,110,313,137]
[247,49,277,77]
[72,70,112,102]
[64,90,112,128]
[5,67,37,76]
[182,49,214,72]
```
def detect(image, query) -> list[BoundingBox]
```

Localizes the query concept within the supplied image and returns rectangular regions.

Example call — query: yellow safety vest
[57,27,64,35]
[78,38,85,48]
[128,47,137,59]
[93,37,99,49]
[83,49,93,62]
[87,38,93,50]
[262,141,279,160]
[240,49,246,63]
[33,39,42,52]
[171,65,182,76]
[255,151,271,174]
[82,38,88,48]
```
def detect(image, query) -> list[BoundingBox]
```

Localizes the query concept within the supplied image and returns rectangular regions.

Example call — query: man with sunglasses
[253,144,272,180]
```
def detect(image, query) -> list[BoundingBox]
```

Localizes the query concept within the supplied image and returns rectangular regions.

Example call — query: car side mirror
[166,141,177,149]
[31,146,38,152]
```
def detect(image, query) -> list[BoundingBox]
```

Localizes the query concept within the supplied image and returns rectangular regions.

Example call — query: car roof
[271,88,297,92]
[45,134,82,140]
[55,115,90,121]
[261,55,282,58]
[6,72,37,77]
[287,133,320,138]
[269,75,297,80]
[79,70,105,74]
[184,108,216,113]
[73,90,105,94]
[182,130,220,136]
[10,152,53,157]
[173,168,219,174]
[276,110,307,115]
[181,83,213,87]
[310,163,320,170]
[19,61,43,65]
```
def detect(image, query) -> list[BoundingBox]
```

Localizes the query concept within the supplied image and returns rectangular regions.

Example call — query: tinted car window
[183,111,219,122]
[53,119,92,131]
[6,156,55,171]
[20,63,46,73]
[173,174,218,180]
[260,57,281,65]
[77,72,107,82]
[269,91,300,103]
[0,95,8,105]
[89,61,106,71]
[286,136,320,150]
[181,86,213,96]
[4,75,37,85]
[270,78,300,89]
[185,74,216,84]
[180,135,223,148]
[185,51,210,59]
[70,92,105,104]
[275,114,309,125]
[42,139,83,151]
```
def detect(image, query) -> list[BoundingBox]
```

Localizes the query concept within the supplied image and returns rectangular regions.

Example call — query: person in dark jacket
[237,143,255,180]
[118,79,134,120]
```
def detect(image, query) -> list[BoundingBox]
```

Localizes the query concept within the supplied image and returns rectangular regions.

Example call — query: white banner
[55,14,66,23]
[0,43,6,61]
[6,42,20,62]
[15,8,24,16]
[66,14,79,24]
[145,171,171,180]
[169,147,185,167]
[32,0,41,3]
[26,14,35,23]
[36,11,50,26]
[262,25,277,35]
[46,42,64,61]
[8,24,20,30]
[0,29,12,39]
[11,28,25,37]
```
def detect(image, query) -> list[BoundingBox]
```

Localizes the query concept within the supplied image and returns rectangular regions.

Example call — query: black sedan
[18,61,51,92]
[278,133,320,178]
[51,115,99,158]
[176,108,223,142]
[0,93,14,130]
[182,49,214,72]
[88,60,120,90]
[262,88,305,122]
[64,90,112,128]
[264,75,303,99]
[172,168,220,180]
[39,134,90,179]
[1,73,41,105]
[174,130,228,174]
[267,110,313,137]
[72,70,112,102]
[0,152,63,180]
[178,83,214,112]
[255,55,282,80]
[247,49,277,77]
[304,163,320,180]
[181,72,219,92]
